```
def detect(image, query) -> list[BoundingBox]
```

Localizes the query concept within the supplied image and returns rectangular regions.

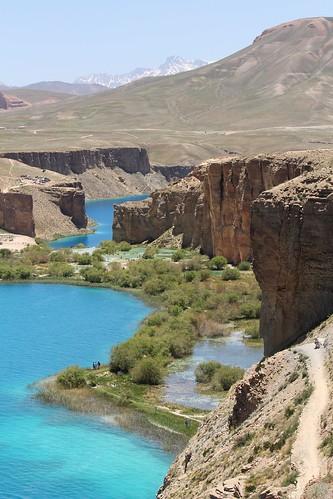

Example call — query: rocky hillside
[157,346,319,498]
[0,148,186,199]
[113,151,331,262]
[0,159,87,239]
[3,18,333,163]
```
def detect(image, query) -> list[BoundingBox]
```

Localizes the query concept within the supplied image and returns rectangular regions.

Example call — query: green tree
[208,256,227,270]
[131,358,163,385]
[57,366,86,389]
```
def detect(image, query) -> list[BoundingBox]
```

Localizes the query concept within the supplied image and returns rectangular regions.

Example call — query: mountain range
[1,17,333,165]
[75,56,208,88]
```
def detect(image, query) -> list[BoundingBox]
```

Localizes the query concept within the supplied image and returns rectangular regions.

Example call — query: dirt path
[291,341,329,498]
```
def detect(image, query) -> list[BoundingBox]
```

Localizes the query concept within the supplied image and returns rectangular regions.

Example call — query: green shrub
[184,270,197,282]
[208,256,227,270]
[182,256,203,271]
[75,253,92,265]
[57,366,86,389]
[118,241,131,252]
[195,361,222,383]
[212,364,244,391]
[131,358,163,385]
[48,262,74,278]
[22,245,50,264]
[169,337,193,358]
[110,342,139,373]
[225,292,241,304]
[221,267,240,281]
[199,269,210,281]
[172,249,187,262]
[16,266,32,279]
[81,267,105,283]
[50,251,68,262]
[0,264,16,279]
[238,261,251,271]
[0,248,12,258]
[143,247,157,259]
[240,302,260,319]
[244,323,260,339]
[143,277,168,295]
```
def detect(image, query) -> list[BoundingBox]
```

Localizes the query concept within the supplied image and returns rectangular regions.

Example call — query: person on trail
[184,451,192,473]
[314,338,321,349]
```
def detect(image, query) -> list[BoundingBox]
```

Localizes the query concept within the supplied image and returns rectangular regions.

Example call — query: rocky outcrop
[0,192,35,236]
[0,179,87,239]
[2,148,151,176]
[113,152,322,261]
[0,92,28,109]
[251,153,333,355]
[113,166,210,247]
[152,165,193,182]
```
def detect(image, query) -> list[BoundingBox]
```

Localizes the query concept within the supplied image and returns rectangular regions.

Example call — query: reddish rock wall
[113,152,320,262]
[251,156,333,355]
[0,192,35,236]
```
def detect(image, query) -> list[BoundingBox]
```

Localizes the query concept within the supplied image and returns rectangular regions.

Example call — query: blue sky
[2,0,332,85]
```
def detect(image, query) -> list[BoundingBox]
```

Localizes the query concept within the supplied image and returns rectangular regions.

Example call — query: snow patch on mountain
[75,56,208,88]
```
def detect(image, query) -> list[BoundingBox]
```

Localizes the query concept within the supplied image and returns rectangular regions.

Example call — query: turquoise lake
[0,283,172,498]
[50,195,148,249]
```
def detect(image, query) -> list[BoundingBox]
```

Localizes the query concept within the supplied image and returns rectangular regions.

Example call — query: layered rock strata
[113,152,322,262]
[251,157,333,355]
[2,148,151,176]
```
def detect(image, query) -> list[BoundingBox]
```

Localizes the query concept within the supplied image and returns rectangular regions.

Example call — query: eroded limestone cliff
[113,152,322,262]
[251,152,333,355]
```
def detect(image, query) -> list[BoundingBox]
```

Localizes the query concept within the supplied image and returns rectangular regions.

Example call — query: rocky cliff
[1,148,189,199]
[113,166,210,248]
[0,158,87,239]
[251,151,333,355]
[0,192,35,236]
[2,147,151,176]
[113,152,320,262]
[0,91,28,110]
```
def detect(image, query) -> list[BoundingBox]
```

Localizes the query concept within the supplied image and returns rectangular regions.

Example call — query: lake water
[164,332,263,410]
[50,195,148,249]
[0,283,172,498]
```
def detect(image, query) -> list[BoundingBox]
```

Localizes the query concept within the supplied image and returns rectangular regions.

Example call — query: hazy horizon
[3,0,333,86]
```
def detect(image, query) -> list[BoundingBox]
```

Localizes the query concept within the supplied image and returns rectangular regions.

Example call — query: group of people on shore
[92,361,101,369]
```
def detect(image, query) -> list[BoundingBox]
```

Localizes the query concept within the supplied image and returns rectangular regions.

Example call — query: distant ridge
[24,81,106,96]
[76,56,208,88]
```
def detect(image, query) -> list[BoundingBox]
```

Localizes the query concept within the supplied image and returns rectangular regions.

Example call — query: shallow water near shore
[164,332,263,410]
[51,194,148,249]
[0,283,172,498]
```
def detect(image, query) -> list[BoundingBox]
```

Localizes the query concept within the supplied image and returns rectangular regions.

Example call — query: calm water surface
[51,195,148,249]
[164,332,263,410]
[0,283,172,498]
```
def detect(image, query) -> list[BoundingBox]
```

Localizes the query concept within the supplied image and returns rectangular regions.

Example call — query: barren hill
[2,17,333,163]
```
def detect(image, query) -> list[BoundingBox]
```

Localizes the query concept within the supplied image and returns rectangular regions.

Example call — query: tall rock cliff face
[251,152,333,355]
[113,152,319,262]
[2,147,151,176]
[113,166,211,249]
[0,192,35,236]
[0,180,87,239]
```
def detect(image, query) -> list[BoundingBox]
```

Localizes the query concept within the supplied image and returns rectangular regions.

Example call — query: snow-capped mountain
[75,56,208,89]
